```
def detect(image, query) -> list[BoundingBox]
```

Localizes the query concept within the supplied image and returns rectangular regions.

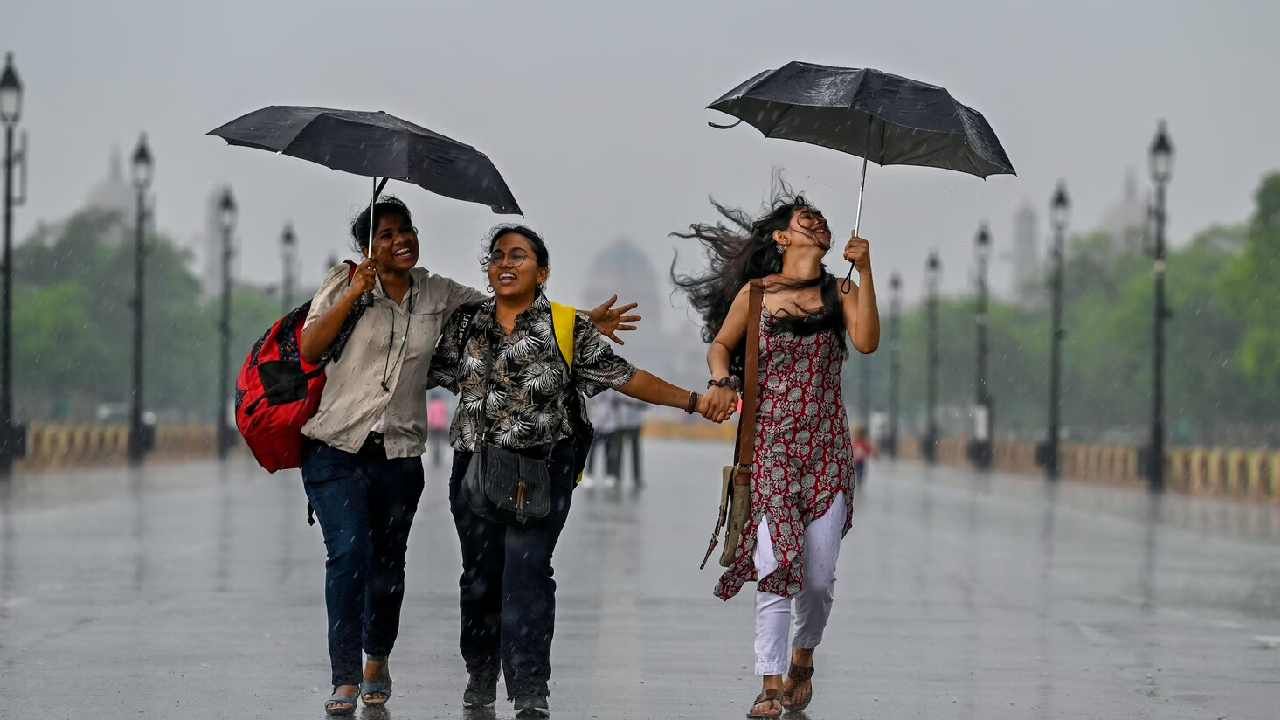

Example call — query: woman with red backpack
[296,198,637,716]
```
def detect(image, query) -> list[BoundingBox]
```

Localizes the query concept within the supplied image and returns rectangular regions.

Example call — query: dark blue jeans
[449,443,575,700]
[302,438,425,687]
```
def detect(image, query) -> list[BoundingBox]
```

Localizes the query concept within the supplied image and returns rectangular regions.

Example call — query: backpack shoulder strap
[549,301,576,369]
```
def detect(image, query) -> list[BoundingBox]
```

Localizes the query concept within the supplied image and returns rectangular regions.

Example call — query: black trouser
[301,436,425,687]
[619,426,643,486]
[449,443,575,700]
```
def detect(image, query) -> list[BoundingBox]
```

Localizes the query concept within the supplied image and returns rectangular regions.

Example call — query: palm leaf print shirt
[428,295,637,452]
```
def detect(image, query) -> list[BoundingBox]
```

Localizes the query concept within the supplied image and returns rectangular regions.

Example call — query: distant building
[1010,200,1040,305]
[81,147,133,248]
[1097,169,1149,256]
[192,187,229,298]
[84,146,133,219]
[578,237,705,388]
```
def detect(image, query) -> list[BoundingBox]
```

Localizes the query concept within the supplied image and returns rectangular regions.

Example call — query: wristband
[708,376,741,392]
[684,391,700,414]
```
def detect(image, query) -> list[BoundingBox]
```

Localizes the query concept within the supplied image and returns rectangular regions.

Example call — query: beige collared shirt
[300,263,485,458]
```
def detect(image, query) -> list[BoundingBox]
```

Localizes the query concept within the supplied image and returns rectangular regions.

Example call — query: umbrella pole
[841,155,869,293]
[367,176,378,259]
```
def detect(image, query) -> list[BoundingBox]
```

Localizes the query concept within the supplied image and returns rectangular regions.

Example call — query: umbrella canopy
[208,106,522,214]
[709,62,1015,179]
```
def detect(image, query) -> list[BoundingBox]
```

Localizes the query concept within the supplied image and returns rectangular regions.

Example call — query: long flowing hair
[671,186,846,375]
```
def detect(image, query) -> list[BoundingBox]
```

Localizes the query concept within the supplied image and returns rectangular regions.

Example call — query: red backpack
[235,263,366,472]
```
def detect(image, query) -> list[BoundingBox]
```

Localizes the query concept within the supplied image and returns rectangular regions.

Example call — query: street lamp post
[1147,121,1174,493]
[280,223,297,315]
[858,349,871,432]
[924,251,941,464]
[0,52,27,474]
[127,133,153,464]
[886,272,902,458]
[1042,182,1070,480]
[970,224,994,469]
[216,188,237,459]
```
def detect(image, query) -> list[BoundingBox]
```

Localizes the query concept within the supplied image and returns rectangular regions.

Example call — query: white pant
[753,491,847,676]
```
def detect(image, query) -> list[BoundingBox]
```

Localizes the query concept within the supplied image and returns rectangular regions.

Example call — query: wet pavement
[2,440,1279,719]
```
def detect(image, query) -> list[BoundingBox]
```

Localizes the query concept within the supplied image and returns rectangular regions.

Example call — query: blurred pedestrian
[427,390,451,468]
[674,187,879,718]
[296,198,639,716]
[428,224,723,718]
[851,425,876,487]
[614,396,648,487]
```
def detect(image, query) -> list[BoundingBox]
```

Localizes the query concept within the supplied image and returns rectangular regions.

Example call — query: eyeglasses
[486,249,533,267]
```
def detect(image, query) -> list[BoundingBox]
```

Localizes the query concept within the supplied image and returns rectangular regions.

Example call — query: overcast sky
[7,0,1278,325]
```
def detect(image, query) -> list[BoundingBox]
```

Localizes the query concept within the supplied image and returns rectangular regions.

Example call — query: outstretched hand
[588,294,642,345]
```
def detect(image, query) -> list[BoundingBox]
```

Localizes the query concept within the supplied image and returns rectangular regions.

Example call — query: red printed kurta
[715,310,855,600]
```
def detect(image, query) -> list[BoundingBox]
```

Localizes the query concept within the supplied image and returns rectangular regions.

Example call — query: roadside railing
[14,423,220,471]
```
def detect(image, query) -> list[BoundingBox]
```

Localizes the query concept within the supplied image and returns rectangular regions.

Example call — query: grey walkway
[1,440,1278,719]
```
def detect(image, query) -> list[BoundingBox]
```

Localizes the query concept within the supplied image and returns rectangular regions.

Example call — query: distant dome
[84,146,133,218]
[582,237,663,324]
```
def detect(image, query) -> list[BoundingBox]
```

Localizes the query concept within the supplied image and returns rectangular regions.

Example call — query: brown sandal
[747,688,784,718]
[781,664,815,711]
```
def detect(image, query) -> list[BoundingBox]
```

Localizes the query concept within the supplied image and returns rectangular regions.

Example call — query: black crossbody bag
[460,317,554,526]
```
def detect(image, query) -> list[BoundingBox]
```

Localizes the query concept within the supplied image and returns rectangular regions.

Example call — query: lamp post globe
[130,134,153,192]
[0,53,21,126]
[1050,182,1070,234]
[1149,120,1174,186]
[217,187,237,235]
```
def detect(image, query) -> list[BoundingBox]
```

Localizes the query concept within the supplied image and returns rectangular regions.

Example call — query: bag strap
[549,302,576,369]
[733,280,765,480]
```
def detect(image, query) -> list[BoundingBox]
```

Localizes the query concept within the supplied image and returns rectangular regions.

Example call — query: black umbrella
[708,61,1015,287]
[209,106,521,253]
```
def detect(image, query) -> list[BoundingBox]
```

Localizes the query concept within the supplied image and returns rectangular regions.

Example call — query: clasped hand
[696,386,738,424]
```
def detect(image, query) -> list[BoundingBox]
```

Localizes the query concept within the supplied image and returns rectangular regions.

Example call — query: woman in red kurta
[675,188,880,718]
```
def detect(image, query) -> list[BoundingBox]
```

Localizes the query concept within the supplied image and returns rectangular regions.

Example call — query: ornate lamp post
[0,53,27,473]
[280,223,298,314]
[127,133,154,464]
[1147,121,1174,492]
[886,272,902,458]
[1041,182,1070,480]
[969,223,994,469]
[216,188,237,458]
[923,251,941,464]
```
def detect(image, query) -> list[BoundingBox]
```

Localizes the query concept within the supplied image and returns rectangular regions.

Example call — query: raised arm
[707,284,751,380]
[840,235,880,354]
[300,260,376,363]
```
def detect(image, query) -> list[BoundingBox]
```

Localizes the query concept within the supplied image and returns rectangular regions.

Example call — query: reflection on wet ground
[1,442,1278,719]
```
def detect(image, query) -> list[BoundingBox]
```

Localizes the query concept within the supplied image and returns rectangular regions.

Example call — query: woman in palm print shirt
[428,224,726,718]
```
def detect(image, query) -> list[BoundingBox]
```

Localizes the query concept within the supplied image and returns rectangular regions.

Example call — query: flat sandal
[746,688,784,719]
[781,664,815,711]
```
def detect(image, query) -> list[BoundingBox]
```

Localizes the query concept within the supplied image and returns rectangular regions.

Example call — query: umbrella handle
[841,154,870,294]
[708,119,743,130]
